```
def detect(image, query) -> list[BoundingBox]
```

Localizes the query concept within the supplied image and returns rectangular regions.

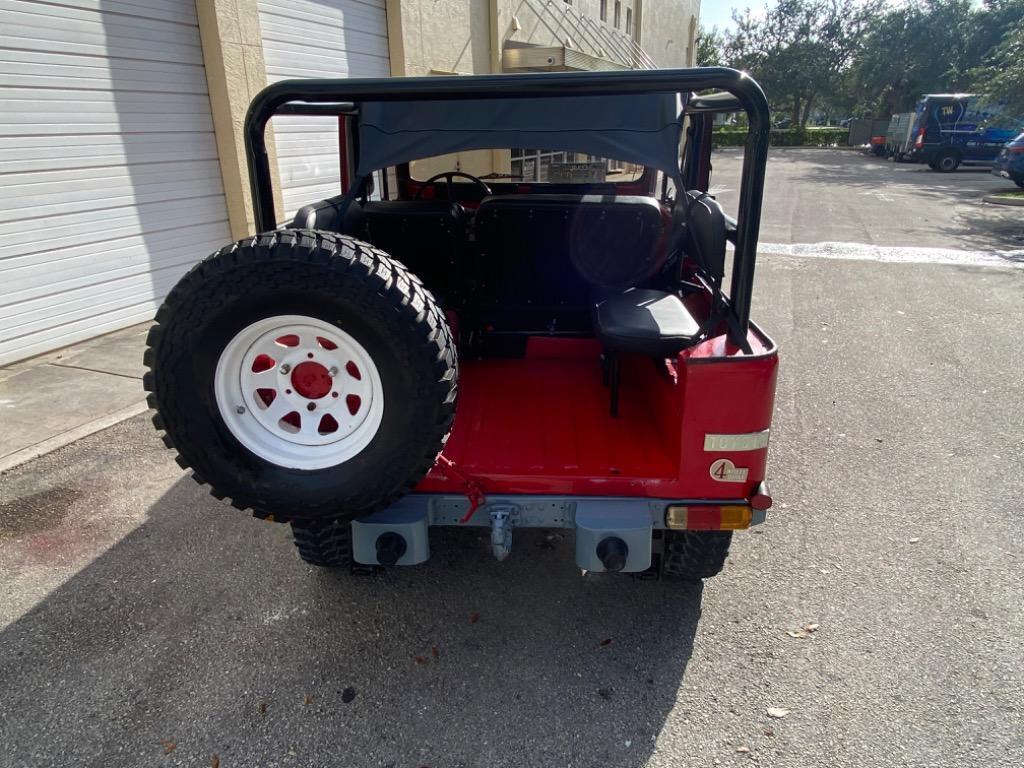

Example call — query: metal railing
[521,0,657,70]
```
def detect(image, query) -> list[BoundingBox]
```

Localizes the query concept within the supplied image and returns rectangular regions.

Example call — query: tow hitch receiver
[352,499,430,566]
[574,500,652,573]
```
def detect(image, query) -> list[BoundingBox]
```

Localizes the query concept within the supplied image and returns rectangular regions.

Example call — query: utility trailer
[885,112,916,161]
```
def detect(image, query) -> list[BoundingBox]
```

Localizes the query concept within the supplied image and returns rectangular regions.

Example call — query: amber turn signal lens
[664,505,752,531]
[719,505,753,530]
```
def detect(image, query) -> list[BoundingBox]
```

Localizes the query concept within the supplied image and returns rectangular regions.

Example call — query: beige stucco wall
[392,0,493,76]
[393,0,673,76]
[196,0,283,239]
[638,0,700,68]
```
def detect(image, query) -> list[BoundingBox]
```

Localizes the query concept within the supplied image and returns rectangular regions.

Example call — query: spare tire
[144,229,458,522]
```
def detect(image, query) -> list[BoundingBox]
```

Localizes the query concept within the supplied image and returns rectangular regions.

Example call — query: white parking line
[757,241,1024,269]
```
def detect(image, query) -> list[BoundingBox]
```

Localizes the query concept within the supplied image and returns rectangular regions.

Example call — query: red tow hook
[436,456,486,523]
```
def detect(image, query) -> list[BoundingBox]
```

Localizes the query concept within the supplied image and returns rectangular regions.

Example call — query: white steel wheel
[214,315,384,470]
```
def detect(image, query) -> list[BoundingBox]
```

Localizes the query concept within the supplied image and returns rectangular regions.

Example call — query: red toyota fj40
[145,68,777,580]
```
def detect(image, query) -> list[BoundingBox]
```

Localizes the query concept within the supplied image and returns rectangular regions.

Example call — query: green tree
[724,0,877,126]
[849,0,975,117]
[969,1,1024,113]
[696,25,725,67]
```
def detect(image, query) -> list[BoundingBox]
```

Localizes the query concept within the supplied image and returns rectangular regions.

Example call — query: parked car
[909,93,1024,172]
[143,69,779,581]
[992,131,1024,188]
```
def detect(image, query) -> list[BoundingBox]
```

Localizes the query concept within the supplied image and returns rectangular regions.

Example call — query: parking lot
[713,147,1024,253]
[2,149,1024,767]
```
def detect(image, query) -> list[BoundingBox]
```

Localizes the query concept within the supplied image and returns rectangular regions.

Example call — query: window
[600,0,607,21]
[411,150,643,185]
[625,8,632,34]
[614,1,621,28]
[508,149,643,183]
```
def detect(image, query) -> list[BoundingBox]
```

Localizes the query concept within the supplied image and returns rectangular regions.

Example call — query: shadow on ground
[0,475,701,767]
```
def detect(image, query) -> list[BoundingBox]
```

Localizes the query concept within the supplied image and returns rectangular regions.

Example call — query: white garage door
[0,0,231,366]
[259,0,390,220]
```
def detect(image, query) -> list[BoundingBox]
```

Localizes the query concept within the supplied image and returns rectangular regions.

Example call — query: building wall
[495,0,640,61]
[639,0,700,68]
[393,0,490,76]
[393,0,699,77]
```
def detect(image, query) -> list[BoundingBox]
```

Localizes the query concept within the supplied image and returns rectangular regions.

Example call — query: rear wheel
[932,149,961,172]
[661,530,733,580]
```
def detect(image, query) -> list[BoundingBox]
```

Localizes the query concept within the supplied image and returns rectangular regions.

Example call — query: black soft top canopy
[244,69,770,344]
[355,93,683,179]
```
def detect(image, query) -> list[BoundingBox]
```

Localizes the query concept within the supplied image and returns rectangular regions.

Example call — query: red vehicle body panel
[416,330,777,502]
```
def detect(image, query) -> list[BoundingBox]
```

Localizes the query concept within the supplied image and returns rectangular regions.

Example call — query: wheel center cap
[291,361,332,399]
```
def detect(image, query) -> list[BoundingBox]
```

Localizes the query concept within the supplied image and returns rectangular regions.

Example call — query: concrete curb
[983,194,1024,207]
[0,400,149,475]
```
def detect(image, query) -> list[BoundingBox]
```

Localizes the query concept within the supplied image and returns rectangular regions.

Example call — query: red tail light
[1006,146,1024,154]
[665,505,752,531]
[914,127,924,148]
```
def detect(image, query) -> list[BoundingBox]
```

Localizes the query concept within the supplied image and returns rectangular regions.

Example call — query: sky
[699,1,770,31]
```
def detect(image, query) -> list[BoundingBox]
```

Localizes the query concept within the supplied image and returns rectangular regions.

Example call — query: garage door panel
[0,49,210,93]
[259,20,388,56]
[0,199,229,262]
[3,272,188,346]
[260,0,387,29]
[4,301,165,365]
[3,5,206,62]
[0,134,220,174]
[1,89,217,109]
[259,0,388,221]
[0,222,229,305]
[7,0,199,26]
[0,0,231,365]
[263,45,388,79]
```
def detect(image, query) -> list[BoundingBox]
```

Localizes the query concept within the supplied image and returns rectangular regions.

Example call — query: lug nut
[328,366,339,377]
[280,363,291,374]
[235,405,245,414]
[306,402,316,411]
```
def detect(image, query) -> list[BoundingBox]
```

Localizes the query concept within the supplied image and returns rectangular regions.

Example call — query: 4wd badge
[709,459,749,483]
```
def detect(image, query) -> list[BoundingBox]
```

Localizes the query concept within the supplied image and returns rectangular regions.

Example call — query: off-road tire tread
[291,520,353,568]
[144,229,458,523]
[661,530,732,580]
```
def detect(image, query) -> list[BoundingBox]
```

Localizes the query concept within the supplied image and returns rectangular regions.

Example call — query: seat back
[474,194,666,333]
[290,194,360,232]
[676,191,727,289]
[356,200,468,304]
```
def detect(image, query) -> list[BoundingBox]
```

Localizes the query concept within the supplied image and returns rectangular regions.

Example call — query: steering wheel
[414,171,492,202]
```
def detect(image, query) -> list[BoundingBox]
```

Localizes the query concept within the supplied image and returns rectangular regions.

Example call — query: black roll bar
[244,67,770,345]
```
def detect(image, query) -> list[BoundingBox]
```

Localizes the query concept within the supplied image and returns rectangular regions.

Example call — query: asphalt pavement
[2,150,1024,767]
[712,148,1024,253]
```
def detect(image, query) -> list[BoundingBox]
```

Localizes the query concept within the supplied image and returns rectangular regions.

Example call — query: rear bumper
[350,492,768,570]
[376,493,767,529]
